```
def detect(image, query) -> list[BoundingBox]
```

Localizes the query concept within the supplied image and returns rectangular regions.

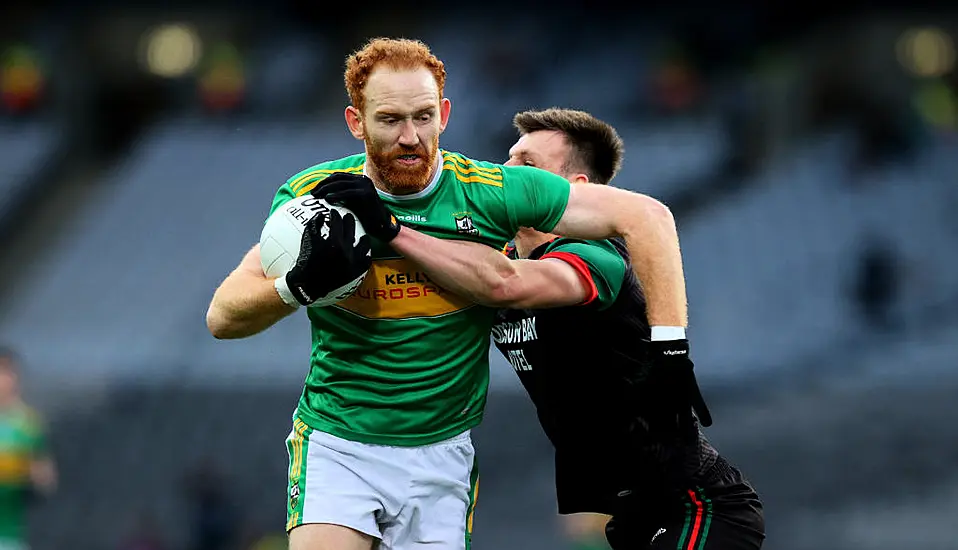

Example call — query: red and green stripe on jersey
[269,151,572,446]
[539,238,628,309]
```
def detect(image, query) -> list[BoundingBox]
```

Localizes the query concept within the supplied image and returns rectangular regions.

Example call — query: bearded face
[346,66,450,194]
[363,129,439,194]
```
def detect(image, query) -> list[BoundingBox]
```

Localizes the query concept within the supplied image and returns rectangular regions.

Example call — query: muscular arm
[551,184,687,327]
[206,244,297,339]
[389,229,589,309]
[391,185,686,325]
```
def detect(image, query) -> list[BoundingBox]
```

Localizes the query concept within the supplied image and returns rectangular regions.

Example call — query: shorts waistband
[321,428,472,450]
[422,429,471,448]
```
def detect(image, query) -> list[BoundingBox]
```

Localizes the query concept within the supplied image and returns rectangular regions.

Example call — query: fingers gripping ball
[260,195,371,308]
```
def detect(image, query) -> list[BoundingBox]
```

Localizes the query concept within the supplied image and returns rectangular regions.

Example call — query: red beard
[365,134,439,194]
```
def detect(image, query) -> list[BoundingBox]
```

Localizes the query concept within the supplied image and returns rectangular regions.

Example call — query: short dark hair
[512,108,624,185]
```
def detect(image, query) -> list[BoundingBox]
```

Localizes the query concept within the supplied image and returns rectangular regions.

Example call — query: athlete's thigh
[381,432,478,550]
[651,515,767,550]
[289,523,376,550]
[647,497,764,550]
[650,470,765,550]
[286,420,405,541]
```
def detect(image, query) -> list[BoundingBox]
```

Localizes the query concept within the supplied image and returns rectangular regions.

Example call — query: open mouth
[395,154,422,165]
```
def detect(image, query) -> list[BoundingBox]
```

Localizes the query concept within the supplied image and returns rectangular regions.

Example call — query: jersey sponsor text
[491,317,538,344]
[336,258,473,319]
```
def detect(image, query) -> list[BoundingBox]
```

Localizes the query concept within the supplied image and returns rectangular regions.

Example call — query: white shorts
[285,418,479,550]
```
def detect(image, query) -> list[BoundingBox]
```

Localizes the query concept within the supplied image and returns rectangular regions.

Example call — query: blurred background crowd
[0,2,956,549]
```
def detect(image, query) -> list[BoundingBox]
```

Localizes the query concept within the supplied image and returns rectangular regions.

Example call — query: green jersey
[0,404,47,542]
[270,150,572,445]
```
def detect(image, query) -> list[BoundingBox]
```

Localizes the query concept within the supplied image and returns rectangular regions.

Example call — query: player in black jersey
[491,108,766,550]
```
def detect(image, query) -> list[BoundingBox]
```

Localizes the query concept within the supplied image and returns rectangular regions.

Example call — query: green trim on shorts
[465,455,480,550]
[286,417,314,532]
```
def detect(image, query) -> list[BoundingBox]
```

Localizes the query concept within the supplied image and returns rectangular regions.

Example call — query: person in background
[0,347,56,550]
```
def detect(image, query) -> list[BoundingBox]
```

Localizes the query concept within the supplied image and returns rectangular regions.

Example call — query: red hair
[344,38,446,113]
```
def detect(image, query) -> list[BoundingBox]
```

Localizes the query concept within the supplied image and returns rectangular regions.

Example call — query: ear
[438,97,452,133]
[345,106,364,140]
[570,173,590,185]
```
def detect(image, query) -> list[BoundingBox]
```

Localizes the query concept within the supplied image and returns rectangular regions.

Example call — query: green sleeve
[268,182,296,218]
[541,239,627,310]
[500,166,571,234]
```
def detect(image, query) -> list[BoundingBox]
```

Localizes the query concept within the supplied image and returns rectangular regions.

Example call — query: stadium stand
[0,121,63,223]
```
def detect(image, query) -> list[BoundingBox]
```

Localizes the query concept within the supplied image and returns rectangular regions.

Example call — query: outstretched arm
[392,185,686,326]
[308,170,686,326]
[389,230,590,309]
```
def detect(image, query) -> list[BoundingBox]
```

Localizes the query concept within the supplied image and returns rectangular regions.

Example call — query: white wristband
[274,277,302,309]
[650,326,686,341]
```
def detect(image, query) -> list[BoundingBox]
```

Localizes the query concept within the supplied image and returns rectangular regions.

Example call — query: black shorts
[605,458,765,550]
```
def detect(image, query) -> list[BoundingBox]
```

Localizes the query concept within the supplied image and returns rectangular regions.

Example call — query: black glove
[642,339,713,430]
[280,208,371,307]
[310,172,401,243]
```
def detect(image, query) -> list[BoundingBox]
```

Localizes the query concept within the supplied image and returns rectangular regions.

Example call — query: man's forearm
[206,272,295,339]
[389,227,515,306]
[619,198,688,328]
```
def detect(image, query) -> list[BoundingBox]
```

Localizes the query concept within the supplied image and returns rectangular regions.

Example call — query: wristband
[650,326,686,341]
[274,277,302,309]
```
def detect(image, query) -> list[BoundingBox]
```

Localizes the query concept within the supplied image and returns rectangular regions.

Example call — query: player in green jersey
[264,151,570,447]
[0,348,56,550]
[207,38,689,550]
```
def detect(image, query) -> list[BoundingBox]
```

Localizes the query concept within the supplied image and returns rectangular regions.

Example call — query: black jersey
[492,237,718,515]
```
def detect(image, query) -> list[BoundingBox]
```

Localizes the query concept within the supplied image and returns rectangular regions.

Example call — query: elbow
[624,194,676,235]
[651,195,675,222]
[206,305,240,340]
[640,194,675,224]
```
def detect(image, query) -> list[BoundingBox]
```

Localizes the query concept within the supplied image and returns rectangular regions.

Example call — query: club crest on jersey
[453,212,480,236]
